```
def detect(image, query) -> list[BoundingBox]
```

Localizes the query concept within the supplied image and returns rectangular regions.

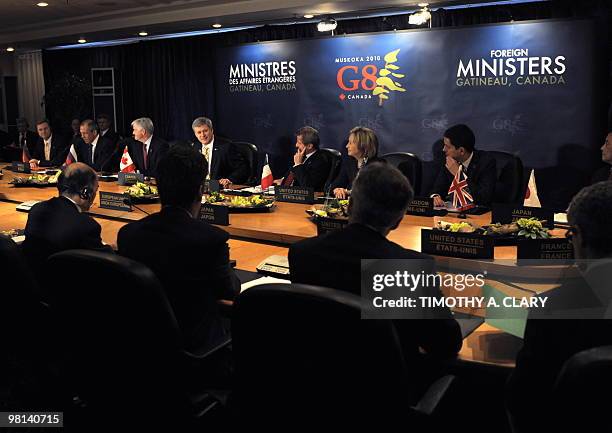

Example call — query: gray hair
[192,117,213,130]
[131,117,154,135]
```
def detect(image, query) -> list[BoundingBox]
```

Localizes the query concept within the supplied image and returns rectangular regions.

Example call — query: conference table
[1,168,568,368]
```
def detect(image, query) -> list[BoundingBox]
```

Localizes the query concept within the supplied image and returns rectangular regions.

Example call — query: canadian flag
[523,169,541,208]
[120,146,136,173]
[261,154,273,189]
[64,144,78,166]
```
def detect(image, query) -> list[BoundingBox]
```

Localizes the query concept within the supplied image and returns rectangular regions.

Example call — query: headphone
[79,187,92,201]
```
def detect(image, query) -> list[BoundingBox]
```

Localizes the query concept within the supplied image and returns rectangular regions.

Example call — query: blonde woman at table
[330,126,383,199]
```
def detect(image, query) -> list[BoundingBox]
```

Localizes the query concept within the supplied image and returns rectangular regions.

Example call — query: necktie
[282,172,295,187]
[143,142,148,170]
[88,144,94,166]
[44,140,51,161]
[203,146,211,180]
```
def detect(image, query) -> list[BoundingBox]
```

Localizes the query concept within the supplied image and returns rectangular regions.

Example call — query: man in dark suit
[591,130,612,183]
[3,118,38,161]
[191,116,248,187]
[28,119,69,168]
[289,162,462,382]
[22,163,112,290]
[506,181,612,433]
[117,117,169,177]
[431,124,496,207]
[118,145,240,353]
[278,126,331,191]
[74,119,117,172]
[96,113,121,147]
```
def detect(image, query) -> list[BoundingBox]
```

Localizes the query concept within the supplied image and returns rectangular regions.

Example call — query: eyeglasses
[565,226,575,242]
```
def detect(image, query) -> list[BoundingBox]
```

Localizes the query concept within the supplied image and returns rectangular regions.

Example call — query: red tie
[142,142,148,170]
[282,172,295,187]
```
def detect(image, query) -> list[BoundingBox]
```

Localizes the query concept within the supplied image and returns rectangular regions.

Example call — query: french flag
[261,154,273,190]
[120,146,136,173]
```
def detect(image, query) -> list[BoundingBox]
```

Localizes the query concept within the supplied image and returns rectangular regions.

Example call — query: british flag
[448,165,474,211]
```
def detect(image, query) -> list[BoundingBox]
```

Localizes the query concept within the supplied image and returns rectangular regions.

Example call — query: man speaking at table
[430,124,496,208]
[118,117,169,178]
[191,117,248,188]
[74,119,117,172]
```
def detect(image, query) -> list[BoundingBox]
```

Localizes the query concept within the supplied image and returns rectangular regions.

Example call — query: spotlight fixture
[317,18,337,32]
[212,23,222,28]
[138,31,148,36]
[303,14,314,19]
[6,47,15,52]
[77,38,87,43]
[418,2,429,7]
[409,5,431,25]
[36,2,49,6]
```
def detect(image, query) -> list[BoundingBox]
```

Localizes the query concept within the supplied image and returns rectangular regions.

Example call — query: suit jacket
[101,129,121,146]
[193,136,248,184]
[289,223,462,363]
[74,135,117,172]
[22,196,112,291]
[330,156,384,191]
[12,130,38,154]
[431,150,496,206]
[506,265,612,433]
[591,165,612,184]
[289,149,332,191]
[119,136,169,178]
[31,134,69,167]
[118,206,240,352]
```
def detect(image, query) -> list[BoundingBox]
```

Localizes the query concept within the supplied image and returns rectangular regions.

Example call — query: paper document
[240,276,291,292]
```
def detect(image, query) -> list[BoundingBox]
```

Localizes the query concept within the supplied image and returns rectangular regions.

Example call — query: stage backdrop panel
[214,19,597,174]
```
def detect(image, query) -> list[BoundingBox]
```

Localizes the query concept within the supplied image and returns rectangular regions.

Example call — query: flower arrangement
[516,217,551,239]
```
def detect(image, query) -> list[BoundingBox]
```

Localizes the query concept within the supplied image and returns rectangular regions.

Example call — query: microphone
[122,196,151,215]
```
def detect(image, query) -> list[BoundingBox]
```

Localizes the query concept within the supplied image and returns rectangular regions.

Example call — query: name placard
[517,238,574,262]
[421,229,494,259]
[99,192,132,212]
[118,172,144,186]
[316,217,349,236]
[406,197,434,216]
[199,204,229,226]
[492,204,554,229]
[12,162,31,174]
[274,186,315,204]
[204,179,220,193]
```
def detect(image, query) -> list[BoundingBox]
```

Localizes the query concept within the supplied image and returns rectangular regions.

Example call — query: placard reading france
[228,60,297,92]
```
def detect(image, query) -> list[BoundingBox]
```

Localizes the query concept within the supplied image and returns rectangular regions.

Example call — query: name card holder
[406,197,435,216]
[12,162,31,174]
[316,217,349,236]
[492,203,554,229]
[118,172,144,186]
[275,186,315,204]
[421,229,494,259]
[517,238,574,264]
[199,204,229,226]
[99,192,132,212]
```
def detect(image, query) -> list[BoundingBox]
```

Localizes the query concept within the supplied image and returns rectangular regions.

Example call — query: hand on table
[433,195,446,207]
[333,188,349,199]
[219,178,232,189]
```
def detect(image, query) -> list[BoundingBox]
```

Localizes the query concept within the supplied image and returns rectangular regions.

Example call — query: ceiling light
[317,18,337,32]
[6,47,15,52]
[418,2,429,6]
[138,31,148,36]
[78,38,87,43]
[36,2,49,6]
[304,14,314,19]
[409,5,431,25]
[212,23,222,28]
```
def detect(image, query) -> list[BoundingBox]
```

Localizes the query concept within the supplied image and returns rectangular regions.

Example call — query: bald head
[57,163,98,211]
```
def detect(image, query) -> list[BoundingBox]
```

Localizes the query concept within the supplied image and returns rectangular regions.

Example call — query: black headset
[79,187,91,201]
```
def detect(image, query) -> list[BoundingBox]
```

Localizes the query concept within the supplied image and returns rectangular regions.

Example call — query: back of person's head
[57,162,97,198]
[349,126,379,159]
[444,124,475,152]
[567,181,612,258]
[296,126,320,149]
[157,145,207,209]
[349,162,414,232]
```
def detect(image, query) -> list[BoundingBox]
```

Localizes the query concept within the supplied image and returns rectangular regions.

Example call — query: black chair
[46,250,227,431]
[232,141,259,185]
[382,152,423,195]
[487,150,524,204]
[319,147,341,192]
[553,346,612,432]
[231,283,455,432]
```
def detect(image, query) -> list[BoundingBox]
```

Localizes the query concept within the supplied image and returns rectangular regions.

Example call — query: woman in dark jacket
[331,126,381,199]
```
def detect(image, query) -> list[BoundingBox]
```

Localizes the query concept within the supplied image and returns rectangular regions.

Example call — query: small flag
[523,169,541,208]
[120,146,136,173]
[448,165,475,211]
[64,144,78,166]
[261,154,273,190]
[21,146,31,163]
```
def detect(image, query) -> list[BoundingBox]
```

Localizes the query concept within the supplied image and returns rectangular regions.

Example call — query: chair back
[319,147,342,192]
[382,152,422,195]
[487,150,524,204]
[232,141,259,185]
